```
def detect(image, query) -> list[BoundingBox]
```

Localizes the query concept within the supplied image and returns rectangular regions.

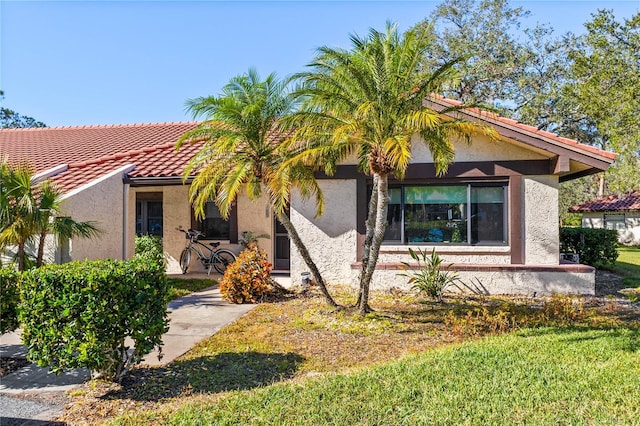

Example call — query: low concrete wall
[350,263,595,296]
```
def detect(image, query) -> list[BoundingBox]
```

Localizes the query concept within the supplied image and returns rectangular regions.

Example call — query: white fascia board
[32,164,68,183]
[60,164,137,201]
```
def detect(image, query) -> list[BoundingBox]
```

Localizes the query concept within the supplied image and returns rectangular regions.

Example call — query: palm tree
[0,163,38,270]
[176,68,338,307]
[0,162,101,270]
[291,22,498,314]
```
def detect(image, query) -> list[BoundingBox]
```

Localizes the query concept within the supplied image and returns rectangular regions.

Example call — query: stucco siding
[523,175,559,264]
[128,185,242,274]
[237,193,274,262]
[290,179,358,284]
[357,268,594,295]
[582,214,604,229]
[581,212,640,245]
[378,245,511,264]
[341,134,548,165]
[61,170,126,262]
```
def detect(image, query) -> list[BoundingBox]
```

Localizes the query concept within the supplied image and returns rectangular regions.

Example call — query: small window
[193,202,230,240]
[136,192,163,236]
[604,214,626,231]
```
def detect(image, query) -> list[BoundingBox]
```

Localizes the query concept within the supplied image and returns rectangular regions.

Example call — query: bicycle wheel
[179,248,191,274]
[212,249,237,274]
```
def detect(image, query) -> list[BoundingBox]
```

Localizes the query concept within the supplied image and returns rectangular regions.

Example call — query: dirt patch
[0,357,29,377]
[595,269,626,297]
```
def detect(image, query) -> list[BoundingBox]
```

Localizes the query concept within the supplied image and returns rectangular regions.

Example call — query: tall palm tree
[0,162,101,270]
[176,68,338,307]
[291,22,498,314]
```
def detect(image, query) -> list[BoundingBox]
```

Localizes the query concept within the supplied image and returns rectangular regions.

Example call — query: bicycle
[177,227,237,275]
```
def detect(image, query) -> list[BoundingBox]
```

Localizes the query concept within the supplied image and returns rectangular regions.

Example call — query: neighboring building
[570,191,640,246]
[0,98,616,294]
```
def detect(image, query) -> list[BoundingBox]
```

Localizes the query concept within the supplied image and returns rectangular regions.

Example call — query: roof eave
[424,97,616,172]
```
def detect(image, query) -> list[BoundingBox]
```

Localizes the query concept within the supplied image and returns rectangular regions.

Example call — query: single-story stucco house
[0,97,616,295]
[570,191,640,246]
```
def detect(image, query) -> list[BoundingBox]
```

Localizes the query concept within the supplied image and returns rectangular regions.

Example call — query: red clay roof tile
[0,122,199,173]
[570,191,640,213]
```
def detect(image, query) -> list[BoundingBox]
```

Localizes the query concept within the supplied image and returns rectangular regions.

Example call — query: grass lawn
[59,289,640,425]
[166,277,217,300]
[612,245,640,288]
[131,328,640,425]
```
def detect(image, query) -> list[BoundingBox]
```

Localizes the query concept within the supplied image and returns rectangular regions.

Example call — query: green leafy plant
[398,248,460,301]
[135,234,165,267]
[18,257,169,382]
[0,267,20,333]
[560,227,619,268]
[220,243,287,304]
[239,231,270,249]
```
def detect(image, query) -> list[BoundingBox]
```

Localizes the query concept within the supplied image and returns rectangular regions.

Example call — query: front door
[274,209,290,270]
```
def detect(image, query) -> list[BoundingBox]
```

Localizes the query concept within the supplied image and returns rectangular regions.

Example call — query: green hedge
[0,268,20,334]
[19,256,169,382]
[560,227,619,268]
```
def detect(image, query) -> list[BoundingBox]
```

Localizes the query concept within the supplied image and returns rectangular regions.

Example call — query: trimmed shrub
[220,243,284,303]
[135,234,165,267]
[19,256,169,382]
[560,227,619,268]
[0,268,20,334]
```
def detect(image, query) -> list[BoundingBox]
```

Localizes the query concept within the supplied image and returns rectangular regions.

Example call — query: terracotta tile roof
[570,191,640,213]
[428,95,617,161]
[0,122,199,173]
[51,141,203,194]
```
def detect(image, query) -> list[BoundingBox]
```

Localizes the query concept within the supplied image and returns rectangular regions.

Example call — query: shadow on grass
[102,351,304,403]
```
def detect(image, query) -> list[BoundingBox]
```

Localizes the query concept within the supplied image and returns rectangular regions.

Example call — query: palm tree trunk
[355,174,379,307]
[275,211,338,308]
[36,231,47,267]
[359,173,388,315]
[17,241,26,271]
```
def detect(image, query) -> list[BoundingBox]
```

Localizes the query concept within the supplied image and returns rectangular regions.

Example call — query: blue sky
[1,1,638,127]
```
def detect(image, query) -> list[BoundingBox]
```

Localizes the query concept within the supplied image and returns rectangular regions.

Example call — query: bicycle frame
[178,227,237,275]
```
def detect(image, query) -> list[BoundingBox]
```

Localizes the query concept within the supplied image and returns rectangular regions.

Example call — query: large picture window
[380,183,507,245]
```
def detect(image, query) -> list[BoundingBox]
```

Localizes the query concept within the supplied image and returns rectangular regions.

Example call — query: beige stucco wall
[341,134,548,165]
[237,192,274,261]
[128,185,248,274]
[523,175,559,264]
[378,245,511,264]
[60,168,128,262]
[290,179,358,284]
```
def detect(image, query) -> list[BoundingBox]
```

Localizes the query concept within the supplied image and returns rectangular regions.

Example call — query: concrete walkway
[0,284,256,422]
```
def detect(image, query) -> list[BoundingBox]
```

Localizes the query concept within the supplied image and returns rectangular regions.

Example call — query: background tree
[293,22,497,314]
[0,108,46,129]
[177,69,338,307]
[412,0,638,209]
[563,10,639,195]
